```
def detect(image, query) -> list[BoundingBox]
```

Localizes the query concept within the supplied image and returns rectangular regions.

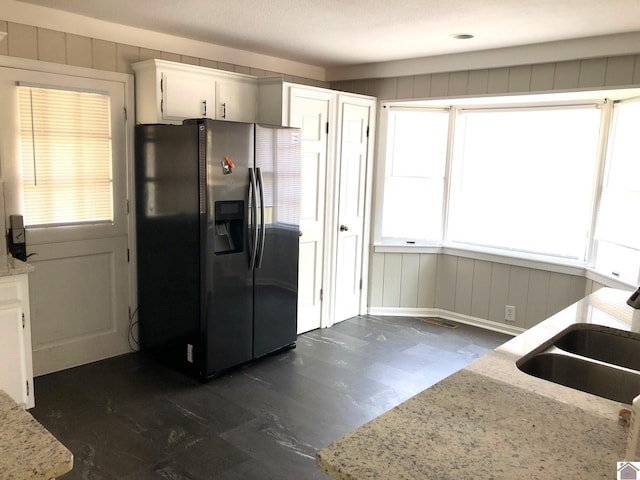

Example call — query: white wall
[1,12,636,332]
[331,55,640,100]
[333,53,640,331]
[368,252,603,333]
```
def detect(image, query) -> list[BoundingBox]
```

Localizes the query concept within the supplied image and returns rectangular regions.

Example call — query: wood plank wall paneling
[399,254,419,308]
[417,254,437,308]
[369,252,603,330]
[0,20,329,88]
[331,54,640,100]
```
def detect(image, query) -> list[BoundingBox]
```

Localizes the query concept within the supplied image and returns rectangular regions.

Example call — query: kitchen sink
[553,325,640,371]
[517,324,640,404]
[517,346,640,404]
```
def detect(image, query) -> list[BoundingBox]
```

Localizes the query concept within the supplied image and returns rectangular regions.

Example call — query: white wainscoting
[368,252,592,331]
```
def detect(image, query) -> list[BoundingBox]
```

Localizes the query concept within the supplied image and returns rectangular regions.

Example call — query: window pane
[382,177,443,240]
[382,109,448,241]
[448,107,601,259]
[595,241,640,284]
[18,86,113,227]
[594,100,640,282]
[389,110,448,177]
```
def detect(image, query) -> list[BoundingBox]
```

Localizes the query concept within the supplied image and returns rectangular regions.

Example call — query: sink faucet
[628,287,640,309]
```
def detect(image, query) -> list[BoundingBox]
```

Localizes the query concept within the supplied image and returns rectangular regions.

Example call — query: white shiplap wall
[369,253,590,333]
[331,55,640,100]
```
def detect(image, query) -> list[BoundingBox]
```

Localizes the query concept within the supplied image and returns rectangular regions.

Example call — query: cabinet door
[0,304,29,407]
[162,70,216,121]
[217,79,257,122]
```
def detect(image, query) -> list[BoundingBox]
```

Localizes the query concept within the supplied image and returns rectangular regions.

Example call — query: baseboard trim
[367,307,524,336]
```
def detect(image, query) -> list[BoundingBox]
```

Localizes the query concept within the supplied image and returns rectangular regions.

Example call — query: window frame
[374,89,640,289]
[0,61,131,246]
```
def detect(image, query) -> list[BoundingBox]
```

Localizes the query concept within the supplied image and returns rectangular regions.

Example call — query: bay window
[378,91,640,285]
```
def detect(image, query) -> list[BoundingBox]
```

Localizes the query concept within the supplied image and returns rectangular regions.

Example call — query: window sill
[374,242,636,288]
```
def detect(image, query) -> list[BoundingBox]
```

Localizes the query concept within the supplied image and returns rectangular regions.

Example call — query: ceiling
[15,0,640,68]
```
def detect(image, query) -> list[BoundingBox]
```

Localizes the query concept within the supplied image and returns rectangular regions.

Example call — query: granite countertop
[317,288,635,479]
[0,390,73,479]
[0,255,34,277]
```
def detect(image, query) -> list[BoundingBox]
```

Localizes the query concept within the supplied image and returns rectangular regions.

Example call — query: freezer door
[202,119,255,376]
[253,125,301,357]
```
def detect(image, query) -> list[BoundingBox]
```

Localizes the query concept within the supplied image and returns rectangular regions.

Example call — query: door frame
[0,54,138,354]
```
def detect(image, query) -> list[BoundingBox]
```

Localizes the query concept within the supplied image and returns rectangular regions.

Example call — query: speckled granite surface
[317,288,635,479]
[0,390,73,479]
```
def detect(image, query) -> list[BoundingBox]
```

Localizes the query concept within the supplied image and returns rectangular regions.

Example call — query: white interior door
[0,63,133,376]
[333,98,372,323]
[288,88,332,334]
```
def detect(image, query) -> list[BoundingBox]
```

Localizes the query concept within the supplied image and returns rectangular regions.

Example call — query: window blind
[17,85,114,227]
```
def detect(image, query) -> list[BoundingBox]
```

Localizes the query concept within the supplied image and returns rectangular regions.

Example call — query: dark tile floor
[30,315,511,479]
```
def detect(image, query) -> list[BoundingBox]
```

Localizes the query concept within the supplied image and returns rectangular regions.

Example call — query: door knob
[339,225,349,232]
[298,230,303,237]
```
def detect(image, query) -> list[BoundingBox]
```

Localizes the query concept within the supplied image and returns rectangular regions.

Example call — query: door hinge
[126,199,130,214]
[124,107,128,120]
[26,380,29,397]
[160,98,164,113]
[366,126,369,137]
[22,313,25,328]
[319,288,323,301]
[127,248,130,263]
[359,278,363,290]
[326,122,329,135]
[160,77,163,92]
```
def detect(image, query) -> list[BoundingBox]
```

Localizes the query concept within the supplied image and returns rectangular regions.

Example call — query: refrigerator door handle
[256,167,266,269]
[249,167,259,270]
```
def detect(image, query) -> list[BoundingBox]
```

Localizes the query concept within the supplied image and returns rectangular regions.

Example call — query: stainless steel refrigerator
[134,118,301,379]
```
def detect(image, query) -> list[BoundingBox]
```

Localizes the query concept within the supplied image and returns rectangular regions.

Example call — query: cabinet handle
[222,102,227,119]
[202,100,207,117]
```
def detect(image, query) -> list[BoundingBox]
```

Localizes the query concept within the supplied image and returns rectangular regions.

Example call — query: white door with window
[333,97,373,323]
[0,63,133,376]
[288,88,333,334]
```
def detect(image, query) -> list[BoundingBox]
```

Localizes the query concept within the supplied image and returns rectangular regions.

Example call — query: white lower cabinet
[0,274,34,409]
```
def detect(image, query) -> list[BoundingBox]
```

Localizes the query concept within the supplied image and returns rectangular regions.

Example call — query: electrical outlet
[505,305,516,322]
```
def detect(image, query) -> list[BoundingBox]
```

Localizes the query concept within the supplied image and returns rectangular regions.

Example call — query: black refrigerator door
[202,119,255,376]
[253,125,301,357]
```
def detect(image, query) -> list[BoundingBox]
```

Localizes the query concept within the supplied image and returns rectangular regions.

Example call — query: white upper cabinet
[132,59,257,124]
[216,77,257,122]
[161,68,215,122]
